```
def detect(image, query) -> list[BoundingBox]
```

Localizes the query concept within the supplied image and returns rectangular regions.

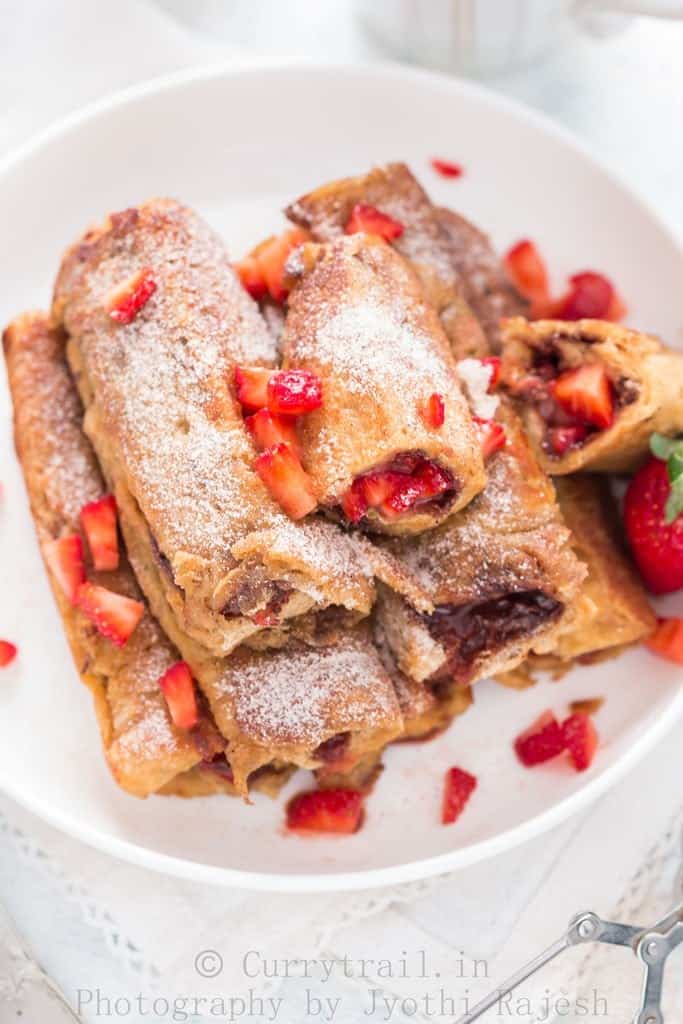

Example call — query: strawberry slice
[645,618,683,664]
[267,369,323,416]
[472,417,506,458]
[256,228,309,303]
[419,392,445,429]
[158,661,199,730]
[44,534,86,605]
[234,366,273,412]
[286,789,364,834]
[431,158,464,179]
[0,641,17,668]
[480,356,501,391]
[76,582,144,647]
[345,203,404,241]
[245,409,301,457]
[441,766,477,825]
[234,256,267,300]
[104,267,157,325]
[561,712,599,772]
[549,424,589,455]
[553,271,617,321]
[255,443,317,519]
[514,711,566,767]
[552,363,614,430]
[80,494,119,571]
[504,239,551,307]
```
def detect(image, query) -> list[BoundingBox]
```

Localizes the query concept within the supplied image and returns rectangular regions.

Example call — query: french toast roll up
[282,234,486,535]
[500,317,683,474]
[2,313,225,798]
[52,199,377,657]
[374,403,586,689]
[286,162,489,359]
[435,207,528,351]
[498,475,656,687]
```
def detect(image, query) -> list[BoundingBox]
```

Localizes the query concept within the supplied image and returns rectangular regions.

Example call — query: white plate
[0,62,681,892]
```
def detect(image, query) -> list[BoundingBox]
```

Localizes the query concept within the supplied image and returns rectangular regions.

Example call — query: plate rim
[1,58,681,892]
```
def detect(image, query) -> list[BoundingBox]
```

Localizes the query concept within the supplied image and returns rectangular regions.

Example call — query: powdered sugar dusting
[218,633,399,746]
[457,358,499,419]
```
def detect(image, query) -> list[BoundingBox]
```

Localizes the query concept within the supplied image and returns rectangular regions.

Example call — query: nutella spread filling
[425,590,563,685]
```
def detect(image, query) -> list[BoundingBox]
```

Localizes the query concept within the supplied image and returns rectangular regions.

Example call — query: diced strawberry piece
[76,582,144,647]
[80,494,119,571]
[245,409,301,457]
[158,661,199,730]
[480,356,501,390]
[645,618,683,664]
[341,479,369,524]
[44,534,86,605]
[255,228,309,303]
[286,789,364,834]
[420,392,445,429]
[553,272,614,321]
[235,256,267,300]
[472,417,506,458]
[430,158,464,179]
[267,369,323,416]
[561,713,599,772]
[104,267,157,324]
[345,203,404,241]
[514,710,566,767]
[234,366,273,412]
[255,443,317,519]
[549,424,589,455]
[412,460,452,499]
[380,476,428,519]
[552,363,614,430]
[504,240,551,306]
[441,766,477,825]
[0,641,17,668]
[362,471,404,509]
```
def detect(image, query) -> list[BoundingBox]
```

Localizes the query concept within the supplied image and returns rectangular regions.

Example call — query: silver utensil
[456,901,683,1024]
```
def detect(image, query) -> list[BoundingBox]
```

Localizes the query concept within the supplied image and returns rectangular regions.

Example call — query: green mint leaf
[650,433,681,461]
[665,474,683,524]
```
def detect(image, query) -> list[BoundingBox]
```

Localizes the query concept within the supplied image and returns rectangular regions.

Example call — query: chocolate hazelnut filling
[314,732,351,763]
[510,338,637,455]
[221,579,293,625]
[424,589,563,685]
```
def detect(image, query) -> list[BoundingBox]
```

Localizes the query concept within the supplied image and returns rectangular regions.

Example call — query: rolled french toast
[498,475,656,687]
[282,234,486,534]
[51,198,380,657]
[3,312,226,797]
[500,317,683,474]
[286,162,489,359]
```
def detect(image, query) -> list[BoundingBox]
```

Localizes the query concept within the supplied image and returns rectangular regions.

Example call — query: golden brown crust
[53,198,379,656]
[435,207,528,351]
[286,162,488,359]
[283,234,486,533]
[500,317,683,474]
[375,403,586,684]
[3,313,224,797]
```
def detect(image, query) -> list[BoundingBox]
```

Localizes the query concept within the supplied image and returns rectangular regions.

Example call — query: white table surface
[0,2,681,1022]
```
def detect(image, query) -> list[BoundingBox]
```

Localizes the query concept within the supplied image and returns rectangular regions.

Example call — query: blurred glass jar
[357,0,683,76]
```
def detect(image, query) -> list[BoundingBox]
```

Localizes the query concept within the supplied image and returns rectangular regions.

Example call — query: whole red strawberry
[623,434,683,594]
